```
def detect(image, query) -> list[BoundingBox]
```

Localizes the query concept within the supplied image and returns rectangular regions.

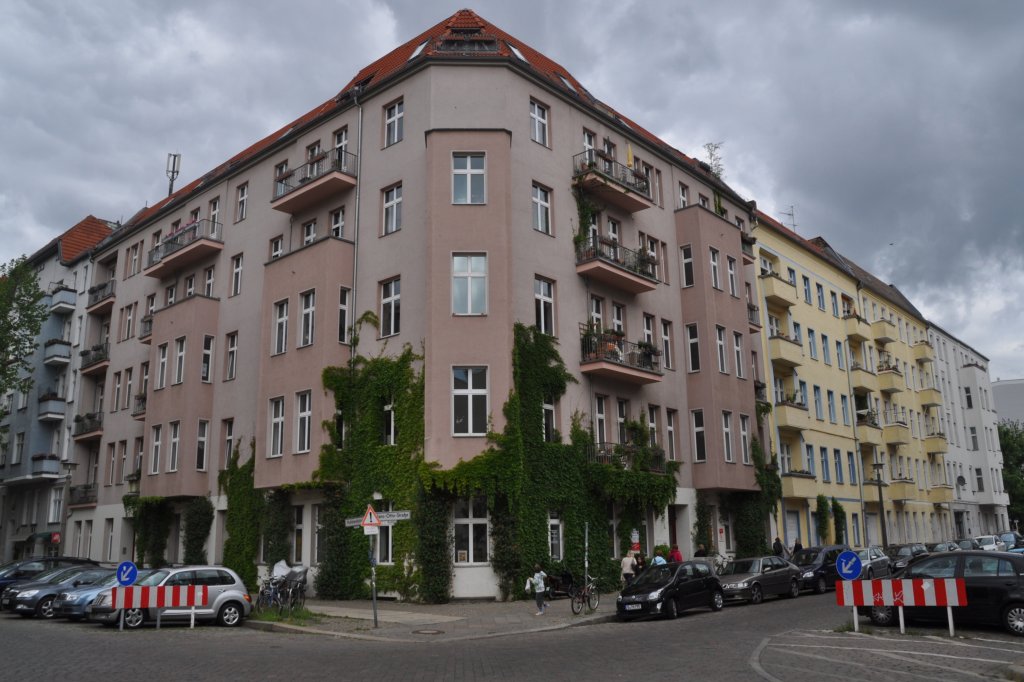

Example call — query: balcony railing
[575,235,657,282]
[68,484,98,506]
[147,218,223,268]
[273,149,359,200]
[30,454,61,476]
[585,441,667,473]
[747,303,761,327]
[856,410,880,428]
[86,280,116,308]
[572,151,651,197]
[580,325,663,374]
[132,394,147,417]
[72,412,103,437]
[139,315,153,339]
[79,343,110,369]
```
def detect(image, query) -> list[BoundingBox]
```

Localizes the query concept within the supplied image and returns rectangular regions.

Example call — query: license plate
[625,603,642,610]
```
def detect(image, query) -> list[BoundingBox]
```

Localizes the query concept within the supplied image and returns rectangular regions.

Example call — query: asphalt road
[3,592,1024,681]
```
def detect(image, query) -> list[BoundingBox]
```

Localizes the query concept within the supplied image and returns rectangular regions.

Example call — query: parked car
[0,557,98,595]
[2,568,112,618]
[976,535,1007,552]
[719,555,801,603]
[1,564,98,611]
[955,538,982,550]
[884,543,929,571]
[792,545,850,593]
[53,569,157,621]
[856,546,893,578]
[927,541,961,553]
[864,551,1024,636]
[616,561,724,620]
[997,531,1024,550]
[88,566,251,628]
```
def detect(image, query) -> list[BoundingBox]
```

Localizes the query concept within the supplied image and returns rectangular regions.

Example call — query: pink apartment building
[64,10,762,598]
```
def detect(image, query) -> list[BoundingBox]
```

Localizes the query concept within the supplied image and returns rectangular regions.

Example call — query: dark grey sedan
[857,546,893,578]
[2,567,111,618]
[719,556,801,604]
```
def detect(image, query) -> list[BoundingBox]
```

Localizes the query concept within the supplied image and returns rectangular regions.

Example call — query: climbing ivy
[831,498,847,545]
[815,494,831,544]
[693,492,713,552]
[183,497,215,564]
[218,439,264,589]
[123,496,173,568]
[263,489,292,567]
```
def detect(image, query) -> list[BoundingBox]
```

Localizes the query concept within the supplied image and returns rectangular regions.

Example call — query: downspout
[350,87,364,343]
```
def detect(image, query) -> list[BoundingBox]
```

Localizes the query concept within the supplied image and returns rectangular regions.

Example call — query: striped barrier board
[836,578,967,607]
[112,585,209,609]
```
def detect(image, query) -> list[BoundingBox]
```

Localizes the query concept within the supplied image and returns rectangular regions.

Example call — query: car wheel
[866,568,874,580]
[750,584,763,605]
[814,576,827,594]
[869,606,895,627]
[710,589,724,612]
[218,601,244,627]
[36,596,56,619]
[662,597,678,620]
[787,579,800,598]
[124,608,146,629]
[1003,604,1024,636]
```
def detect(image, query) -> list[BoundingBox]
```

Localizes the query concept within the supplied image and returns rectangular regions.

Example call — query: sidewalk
[246,595,616,642]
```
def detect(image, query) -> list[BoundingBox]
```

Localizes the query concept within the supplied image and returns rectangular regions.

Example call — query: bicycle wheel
[587,586,600,611]
[571,591,585,615]
[293,585,306,610]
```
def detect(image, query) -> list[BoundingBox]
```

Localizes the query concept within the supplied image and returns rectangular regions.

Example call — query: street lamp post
[872,462,889,549]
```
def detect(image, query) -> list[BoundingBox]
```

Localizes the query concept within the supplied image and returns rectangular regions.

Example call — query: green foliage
[753,438,782,515]
[831,498,847,545]
[999,420,1024,526]
[0,256,48,422]
[572,185,600,249]
[417,485,453,603]
[703,141,725,180]
[183,497,215,564]
[816,494,831,544]
[123,496,173,568]
[218,440,264,589]
[263,490,292,567]
[693,493,712,551]
[727,492,771,558]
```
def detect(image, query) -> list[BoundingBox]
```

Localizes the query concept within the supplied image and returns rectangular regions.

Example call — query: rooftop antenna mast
[166,153,181,197]
[780,205,797,232]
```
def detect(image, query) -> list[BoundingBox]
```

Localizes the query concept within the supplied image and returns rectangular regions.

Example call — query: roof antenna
[166,153,181,197]
[779,205,797,232]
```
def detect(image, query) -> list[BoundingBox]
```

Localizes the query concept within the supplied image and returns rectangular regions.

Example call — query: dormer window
[507,43,528,62]
[409,40,428,60]
[558,75,576,93]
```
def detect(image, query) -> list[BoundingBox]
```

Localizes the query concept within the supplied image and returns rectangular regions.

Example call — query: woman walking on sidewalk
[530,564,547,615]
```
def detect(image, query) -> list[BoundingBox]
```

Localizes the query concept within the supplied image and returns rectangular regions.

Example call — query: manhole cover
[412,629,444,635]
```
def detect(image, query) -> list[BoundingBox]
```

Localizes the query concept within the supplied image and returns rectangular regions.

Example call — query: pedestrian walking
[620,551,636,586]
[694,543,708,557]
[529,564,547,615]
[634,553,647,576]
[668,544,683,562]
[792,538,803,556]
[652,549,667,565]
[773,537,784,557]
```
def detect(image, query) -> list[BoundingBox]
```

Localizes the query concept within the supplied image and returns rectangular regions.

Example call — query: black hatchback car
[792,545,850,593]
[616,561,724,620]
[864,551,1024,636]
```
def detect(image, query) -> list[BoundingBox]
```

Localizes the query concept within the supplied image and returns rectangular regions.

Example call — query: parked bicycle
[570,574,600,614]
[252,574,288,615]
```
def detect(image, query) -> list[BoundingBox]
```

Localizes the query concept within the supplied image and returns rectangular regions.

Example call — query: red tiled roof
[59,215,114,264]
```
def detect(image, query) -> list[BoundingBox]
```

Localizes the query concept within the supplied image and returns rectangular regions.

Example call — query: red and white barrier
[112,585,209,609]
[836,578,968,636]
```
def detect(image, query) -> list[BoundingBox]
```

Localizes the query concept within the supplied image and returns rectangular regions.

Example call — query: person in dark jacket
[694,543,708,557]
[792,538,803,555]
[773,537,785,557]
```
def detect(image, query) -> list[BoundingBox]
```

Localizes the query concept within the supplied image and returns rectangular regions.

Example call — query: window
[647,405,659,446]
[454,496,488,563]
[595,396,607,444]
[841,394,850,425]
[338,288,350,343]
[382,402,396,445]
[666,410,677,460]
[716,326,728,373]
[813,386,823,419]
[802,276,811,304]
[833,449,843,484]
[529,100,548,145]
[661,321,672,369]
[168,421,180,471]
[531,183,551,234]
[722,412,733,462]
[225,332,237,380]
[733,333,744,378]
[816,283,825,310]
[300,290,315,347]
[269,398,284,458]
[293,507,304,564]
[692,410,706,462]
[822,334,831,365]
[165,285,176,306]
[678,183,688,208]
[330,207,345,238]
[975,466,984,491]
[453,367,488,436]
[208,197,220,226]
[185,275,195,298]
[836,340,845,369]
[699,194,709,209]
[827,390,836,423]
[196,420,208,470]
[150,425,161,474]
[808,329,817,359]
[201,335,214,383]
[236,183,248,222]
[11,432,23,464]
[709,248,721,289]
[230,255,242,296]
[47,488,62,524]
[820,446,830,482]
[113,372,122,412]
[373,501,393,565]
[848,452,857,484]
[275,161,290,196]
[617,400,628,444]
[384,100,404,146]
[452,153,485,204]
[727,257,737,296]
[222,419,234,470]
[383,184,403,235]
[453,254,487,315]
[543,397,556,443]
[686,324,700,372]
[830,291,839,317]
[381,279,401,337]
[274,300,289,354]
[680,245,694,287]
[549,511,563,560]
[740,415,750,464]
[157,344,168,389]
[124,368,133,410]
[534,277,554,335]
[303,220,317,245]
[643,314,654,344]
[173,337,186,385]
[296,391,312,453]
[204,267,214,297]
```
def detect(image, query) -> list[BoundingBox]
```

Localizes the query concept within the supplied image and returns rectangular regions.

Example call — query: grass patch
[250,606,320,626]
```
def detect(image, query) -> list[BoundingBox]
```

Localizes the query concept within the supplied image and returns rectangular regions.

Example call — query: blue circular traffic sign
[835,550,862,580]
[116,561,138,586]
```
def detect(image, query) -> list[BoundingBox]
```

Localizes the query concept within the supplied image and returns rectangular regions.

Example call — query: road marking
[772,643,1007,664]
[779,648,960,681]
[870,650,993,679]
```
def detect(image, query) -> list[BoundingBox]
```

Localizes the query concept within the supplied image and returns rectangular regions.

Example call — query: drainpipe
[349,87,364,343]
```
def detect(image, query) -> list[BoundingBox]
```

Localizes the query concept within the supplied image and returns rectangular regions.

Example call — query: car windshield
[632,565,677,587]
[956,539,975,549]
[68,569,114,585]
[0,562,23,578]
[856,549,872,560]
[1000,533,1017,543]
[978,536,996,544]
[884,546,912,559]
[95,569,158,589]
[136,570,170,586]
[792,550,818,565]
[721,559,758,575]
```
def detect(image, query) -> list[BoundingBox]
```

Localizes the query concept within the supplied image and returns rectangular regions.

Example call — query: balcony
[857,417,883,447]
[850,362,878,394]
[124,471,141,497]
[572,151,654,213]
[131,394,147,420]
[871,318,897,344]
[30,454,61,476]
[882,417,910,445]
[887,479,917,501]
[138,315,153,344]
[781,471,819,499]
[585,442,668,474]
[774,399,809,433]
[768,334,803,369]
[911,341,934,364]
[843,314,871,342]
[72,412,103,441]
[918,386,942,407]
[145,219,223,278]
[79,343,110,376]
[759,273,797,308]
[49,286,77,315]
[579,326,663,385]
[924,432,948,454]
[575,237,658,294]
[68,483,98,507]
[42,339,72,366]
[37,390,67,422]
[86,280,116,315]
[740,232,756,264]
[928,484,954,505]
[876,367,904,394]
[747,303,761,331]
[271,149,358,214]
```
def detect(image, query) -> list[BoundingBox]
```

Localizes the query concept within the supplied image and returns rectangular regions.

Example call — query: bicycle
[252,575,288,616]
[570,574,600,614]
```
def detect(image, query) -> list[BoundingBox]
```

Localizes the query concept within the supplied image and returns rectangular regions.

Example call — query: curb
[1005,663,1024,682]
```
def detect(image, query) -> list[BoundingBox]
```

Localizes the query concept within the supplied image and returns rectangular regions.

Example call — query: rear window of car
[964,557,1016,577]
[906,556,957,578]
[792,550,818,565]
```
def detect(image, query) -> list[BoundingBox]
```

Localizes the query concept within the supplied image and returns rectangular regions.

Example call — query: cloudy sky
[2,1,1022,380]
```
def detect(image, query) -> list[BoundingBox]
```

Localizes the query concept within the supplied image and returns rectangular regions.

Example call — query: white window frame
[453,366,488,436]
[173,337,186,385]
[453,254,487,316]
[680,245,694,287]
[692,410,706,462]
[157,344,168,389]
[230,255,242,296]
[454,496,489,564]
[733,332,744,378]
[296,391,312,453]
[196,420,208,470]
[529,100,548,145]
[716,326,727,373]
[531,183,551,234]
[201,335,214,383]
[727,256,737,296]
[722,411,733,463]
[686,323,700,372]
[709,248,721,289]
[274,300,289,354]
[661,320,672,370]
[300,290,315,347]
[383,184,402,235]
[740,415,750,465]
[269,397,285,458]
[384,100,404,146]
[534,277,554,335]
[381,279,400,337]
[168,421,180,472]
[236,183,248,222]
[452,152,486,204]
[225,332,237,380]
[331,207,345,238]
[338,287,350,343]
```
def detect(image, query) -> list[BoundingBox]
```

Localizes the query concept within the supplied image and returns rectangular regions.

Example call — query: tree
[0,256,48,422]
[703,141,725,179]
[999,420,1024,527]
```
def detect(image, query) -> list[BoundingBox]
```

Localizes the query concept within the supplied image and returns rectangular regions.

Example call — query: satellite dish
[956,476,967,487]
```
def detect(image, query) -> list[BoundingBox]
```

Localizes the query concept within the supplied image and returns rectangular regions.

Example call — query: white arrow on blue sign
[117,561,138,586]
[835,550,862,581]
